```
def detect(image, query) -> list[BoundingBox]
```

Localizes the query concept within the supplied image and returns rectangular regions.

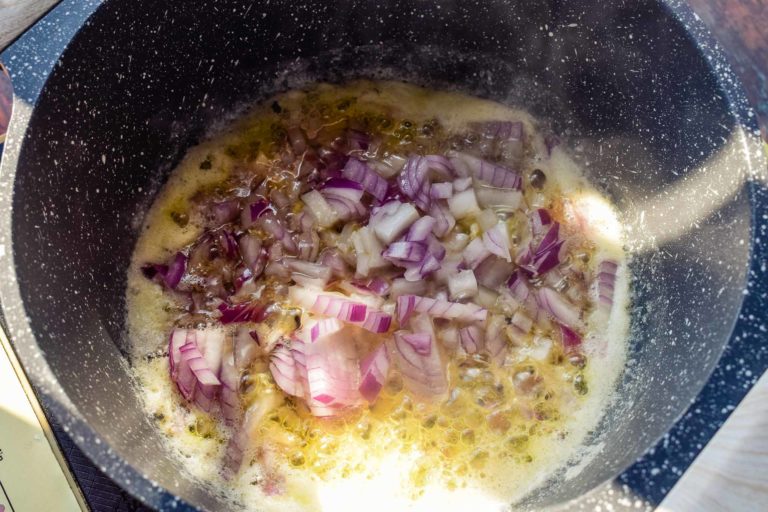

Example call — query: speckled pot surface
[0,0,765,510]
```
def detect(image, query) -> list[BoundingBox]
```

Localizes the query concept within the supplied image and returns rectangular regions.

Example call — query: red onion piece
[296,318,344,344]
[560,324,582,350]
[475,185,523,211]
[448,269,478,300]
[429,201,456,237]
[270,343,305,397]
[485,314,507,363]
[383,241,427,263]
[403,253,442,281]
[459,324,485,354]
[482,223,512,262]
[361,310,393,334]
[430,182,453,200]
[597,260,618,310]
[219,352,240,424]
[210,199,242,226]
[218,301,267,324]
[370,201,420,244]
[453,177,472,192]
[448,152,522,190]
[474,256,515,289]
[531,208,553,234]
[463,237,492,270]
[447,188,481,219]
[397,294,487,325]
[392,329,447,399]
[342,157,388,201]
[537,287,582,329]
[404,215,437,242]
[398,156,453,212]
[180,342,221,387]
[359,344,390,402]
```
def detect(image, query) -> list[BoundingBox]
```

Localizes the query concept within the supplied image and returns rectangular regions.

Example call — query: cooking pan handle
[0,0,61,53]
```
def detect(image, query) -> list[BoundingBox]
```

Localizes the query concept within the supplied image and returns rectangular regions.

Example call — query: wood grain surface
[688,0,768,137]
[659,370,768,511]
[0,0,60,51]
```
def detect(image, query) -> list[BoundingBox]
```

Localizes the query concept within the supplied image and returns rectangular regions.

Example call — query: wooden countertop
[659,369,768,510]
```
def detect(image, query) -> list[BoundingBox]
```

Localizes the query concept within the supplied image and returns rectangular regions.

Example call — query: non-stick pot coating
[1,0,759,510]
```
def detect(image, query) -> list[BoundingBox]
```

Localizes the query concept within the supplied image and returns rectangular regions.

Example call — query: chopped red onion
[474,256,515,289]
[448,269,478,300]
[459,324,484,354]
[359,344,390,402]
[597,260,618,310]
[270,343,305,397]
[397,294,487,325]
[351,226,388,277]
[537,287,582,329]
[430,182,453,200]
[370,201,420,244]
[448,152,522,189]
[482,223,512,262]
[342,157,388,201]
[392,329,447,399]
[560,324,582,350]
[296,318,344,344]
[218,301,267,324]
[302,190,339,228]
[383,241,428,263]
[453,177,473,192]
[429,201,456,237]
[404,215,437,242]
[210,199,242,226]
[463,237,492,270]
[390,278,427,298]
[447,188,481,219]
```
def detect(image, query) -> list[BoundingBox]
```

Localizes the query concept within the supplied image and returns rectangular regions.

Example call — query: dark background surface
[0,1,766,511]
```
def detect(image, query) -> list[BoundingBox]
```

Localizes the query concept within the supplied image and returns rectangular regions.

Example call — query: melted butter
[126,81,630,511]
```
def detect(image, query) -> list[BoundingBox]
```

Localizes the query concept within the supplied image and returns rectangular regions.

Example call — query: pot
[0,0,765,510]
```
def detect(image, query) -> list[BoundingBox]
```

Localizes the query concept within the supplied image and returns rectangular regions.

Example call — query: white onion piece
[448,269,478,300]
[302,190,338,228]
[370,201,420,244]
[447,188,481,219]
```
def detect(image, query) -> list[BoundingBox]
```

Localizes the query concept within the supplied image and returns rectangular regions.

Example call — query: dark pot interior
[1,0,762,510]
